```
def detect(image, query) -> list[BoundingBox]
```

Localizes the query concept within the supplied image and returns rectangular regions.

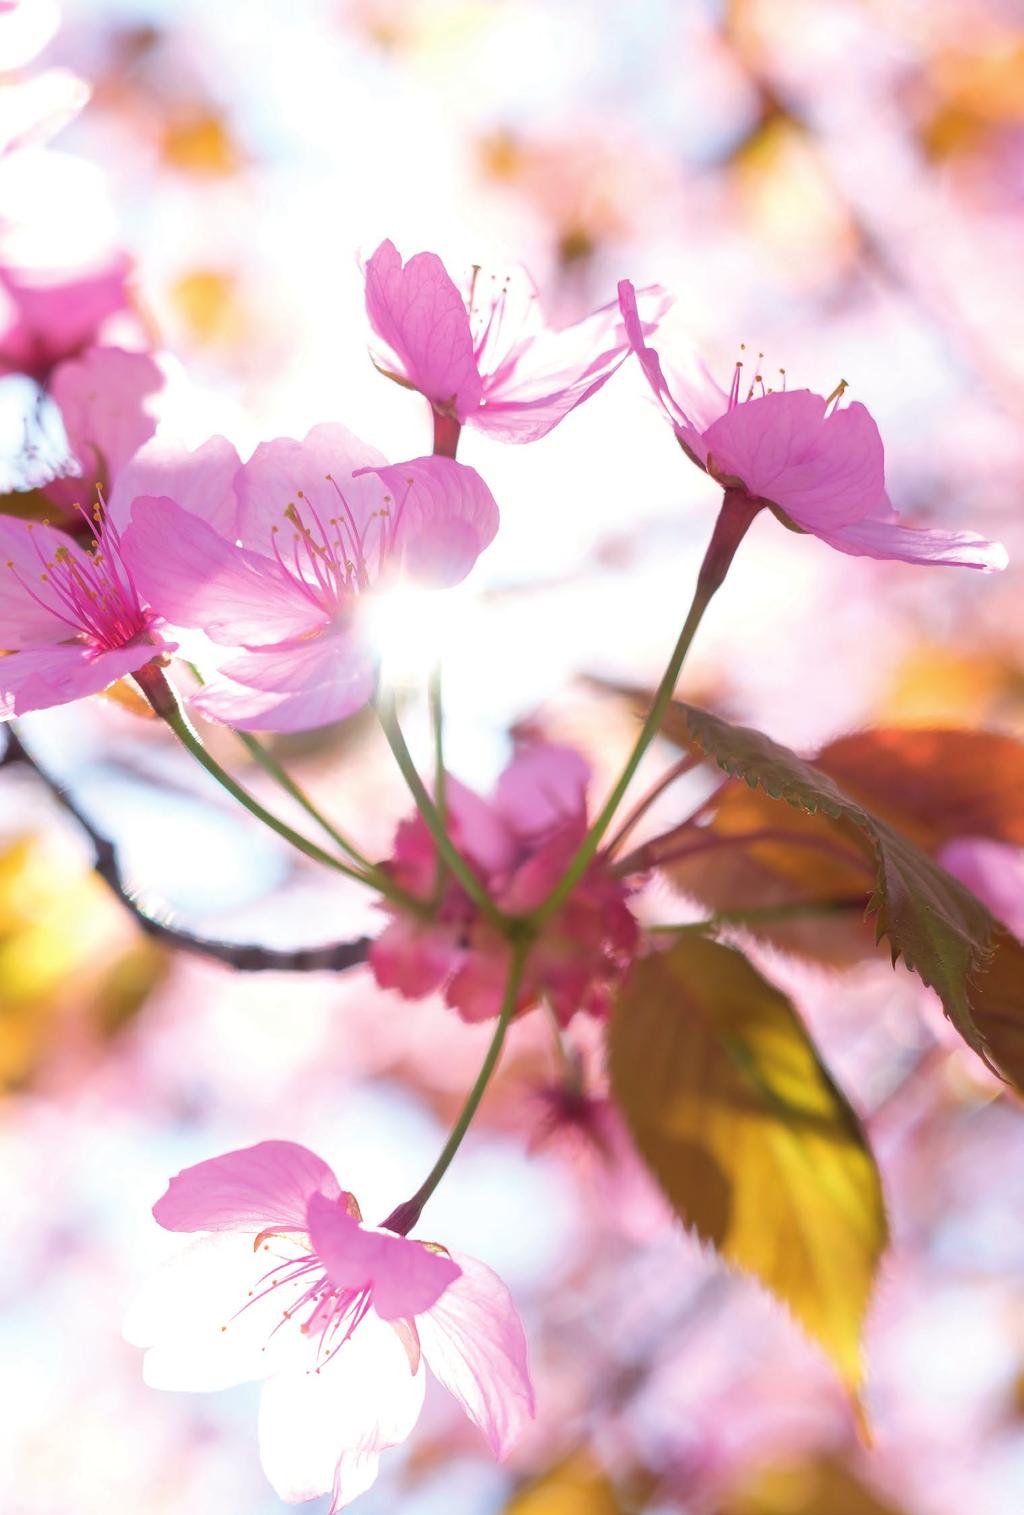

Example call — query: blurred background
[1,0,1023,1511]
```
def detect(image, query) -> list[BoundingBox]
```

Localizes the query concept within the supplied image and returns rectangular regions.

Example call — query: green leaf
[657,701,1007,1083]
[609,936,888,1391]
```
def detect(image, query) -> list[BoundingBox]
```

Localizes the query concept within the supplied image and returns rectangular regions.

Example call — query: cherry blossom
[617,279,1008,572]
[371,742,639,1023]
[121,422,499,731]
[0,503,173,718]
[124,1140,534,1511]
[364,238,670,444]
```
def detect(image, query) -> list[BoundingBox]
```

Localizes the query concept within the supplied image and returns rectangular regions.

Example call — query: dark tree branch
[0,726,371,974]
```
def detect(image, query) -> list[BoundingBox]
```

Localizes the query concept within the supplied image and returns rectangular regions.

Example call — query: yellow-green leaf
[609,935,888,1391]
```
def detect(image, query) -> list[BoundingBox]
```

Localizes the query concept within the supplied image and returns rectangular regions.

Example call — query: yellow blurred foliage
[731,118,858,284]
[171,269,246,346]
[719,1455,906,1514]
[879,645,1024,731]
[0,835,165,1090]
[922,38,1024,158]
[504,1452,623,1515]
[161,111,241,175]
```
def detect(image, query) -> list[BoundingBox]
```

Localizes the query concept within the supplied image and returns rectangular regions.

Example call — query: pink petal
[122,496,326,645]
[124,1231,310,1391]
[306,1192,460,1320]
[257,1312,425,1509]
[495,742,590,840]
[815,514,1008,571]
[107,434,242,539]
[152,1139,343,1234]
[364,240,482,419]
[233,422,389,559]
[702,393,891,528]
[0,254,132,382]
[0,518,88,645]
[446,949,514,1024]
[444,776,519,877]
[939,838,1024,936]
[47,346,163,493]
[474,283,673,444]
[370,917,462,998]
[359,456,499,586]
[193,630,377,732]
[418,1251,535,1459]
[498,830,579,916]
[617,279,705,451]
[0,640,160,718]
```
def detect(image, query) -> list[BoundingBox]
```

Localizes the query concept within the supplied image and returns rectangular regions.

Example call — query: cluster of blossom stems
[0,232,1008,1511]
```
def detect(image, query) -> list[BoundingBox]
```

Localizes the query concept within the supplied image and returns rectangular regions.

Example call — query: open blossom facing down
[617,280,1008,572]
[121,422,499,731]
[372,742,640,1024]
[364,238,670,443]
[124,1141,534,1511]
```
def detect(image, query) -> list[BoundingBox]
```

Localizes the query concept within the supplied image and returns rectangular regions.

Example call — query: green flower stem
[428,662,448,901]
[528,489,763,930]
[134,665,378,888]
[382,940,529,1234]
[375,689,508,930]
[233,731,378,873]
[181,654,390,884]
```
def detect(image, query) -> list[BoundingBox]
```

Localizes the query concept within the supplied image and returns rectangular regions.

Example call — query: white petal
[123,1232,314,1391]
[258,1312,425,1508]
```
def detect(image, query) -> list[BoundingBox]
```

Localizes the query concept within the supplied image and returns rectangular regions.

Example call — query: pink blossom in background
[0,254,134,382]
[617,279,1008,572]
[372,742,640,1024]
[364,238,670,443]
[125,1140,534,1511]
[938,837,1024,938]
[41,345,165,510]
[122,422,499,731]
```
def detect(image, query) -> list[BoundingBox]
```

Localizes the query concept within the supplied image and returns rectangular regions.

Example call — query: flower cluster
[372,741,639,1024]
[0,232,1011,1512]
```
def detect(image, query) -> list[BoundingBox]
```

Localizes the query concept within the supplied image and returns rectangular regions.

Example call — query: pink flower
[121,422,499,732]
[0,429,243,717]
[0,254,133,382]
[617,279,1008,571]
[124,1140,534,1511]
[371,742,639,1024]
[938,837,1024,939]
[39,345,164,511]
[0,504,174,719]
[364,239,670,443]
